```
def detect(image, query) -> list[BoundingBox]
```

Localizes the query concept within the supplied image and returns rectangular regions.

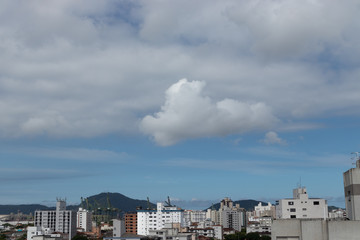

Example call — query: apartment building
[137,202,184,236]
[276,187,328,219]
[219,197,245,231]
[77,208,92,232]
[124,212,137,234]
[34,199,76,240]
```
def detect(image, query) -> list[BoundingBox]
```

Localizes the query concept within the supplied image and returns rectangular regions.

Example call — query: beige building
[218,197,245,231]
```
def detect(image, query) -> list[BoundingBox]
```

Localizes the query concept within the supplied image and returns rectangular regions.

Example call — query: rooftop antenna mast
[351,152,360,168]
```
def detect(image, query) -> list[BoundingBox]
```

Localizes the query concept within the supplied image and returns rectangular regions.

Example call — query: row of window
[288,201,320,205]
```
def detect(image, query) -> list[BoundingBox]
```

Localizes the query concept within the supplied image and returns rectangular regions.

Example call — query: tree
[71,235,89,240]
[224,232,246,240]
[0,234,7,240]
[245,232,261,240]
[16,234,26,240]
[260,236,271,240]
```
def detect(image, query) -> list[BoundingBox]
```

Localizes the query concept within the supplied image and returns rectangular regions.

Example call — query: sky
[1,0,360,210]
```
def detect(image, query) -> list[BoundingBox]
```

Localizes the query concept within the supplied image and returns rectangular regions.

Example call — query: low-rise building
[328,209,346,220]
[148,223,195,240]
[246,216,271,237]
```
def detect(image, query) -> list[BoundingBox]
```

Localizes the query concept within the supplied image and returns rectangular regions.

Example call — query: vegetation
[72,235,89,240]
[224,232,270,240]
[16,234,26,240]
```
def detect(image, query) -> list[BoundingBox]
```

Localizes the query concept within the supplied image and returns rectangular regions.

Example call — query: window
[313,201,320,205]
[288,201,294,205]
[290,215,296,219]
[302,208,307,211]
[290,208,296,212]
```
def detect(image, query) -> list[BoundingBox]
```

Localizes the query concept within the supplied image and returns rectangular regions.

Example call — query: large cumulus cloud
[140,79,278,146]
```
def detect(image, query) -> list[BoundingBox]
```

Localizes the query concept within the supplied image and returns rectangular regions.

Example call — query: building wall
[137,203,184,236]
[344,167,360,220]
[34,200,76,240]
[35,211,56,231]
[112,219,125,237]
[124,213,137,234]
[272,219,360,240]
[77,208,92,232]
[276,187,328,219]
[218,198,245,231]
[183,210,207,227]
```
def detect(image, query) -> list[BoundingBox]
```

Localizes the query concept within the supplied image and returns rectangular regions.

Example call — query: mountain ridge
[0,192,342,214]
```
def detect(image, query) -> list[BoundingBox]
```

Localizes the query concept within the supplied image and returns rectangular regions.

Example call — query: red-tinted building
[125,212,137,234]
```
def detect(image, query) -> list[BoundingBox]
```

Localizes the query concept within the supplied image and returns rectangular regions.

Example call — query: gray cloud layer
[1,0,360,143]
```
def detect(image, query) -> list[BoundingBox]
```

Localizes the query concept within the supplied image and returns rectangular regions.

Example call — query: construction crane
[165,196,173,207]
[147,197,152,210]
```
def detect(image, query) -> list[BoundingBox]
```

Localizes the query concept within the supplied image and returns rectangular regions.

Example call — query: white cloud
[261,131,287,145]
[140,79,278,146]
[0,1,359,140]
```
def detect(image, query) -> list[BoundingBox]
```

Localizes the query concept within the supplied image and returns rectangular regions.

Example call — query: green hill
[82,192,155,213]
[0,204,53,215]
[0,192,155,215]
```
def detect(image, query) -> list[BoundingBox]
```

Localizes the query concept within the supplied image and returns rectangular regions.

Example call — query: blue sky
[1,0,360,210]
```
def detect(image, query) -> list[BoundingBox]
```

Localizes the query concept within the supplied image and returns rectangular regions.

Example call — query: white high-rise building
[77,208,92,232]
[276,187,328,219]
[34,199,76,240]
[137,202,184,236]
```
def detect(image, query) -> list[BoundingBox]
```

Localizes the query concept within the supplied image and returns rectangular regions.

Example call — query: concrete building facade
[34,199,76,240]
[183,210,207,227]
[77,208,92,232]
[124,213,137,234]
[113,219,126,238]
[276,187,328,219]
[272,219,360,240]
[218,197,245,231]
[148,223,195,240]
[344,153,360,220]
[137,202,184,236]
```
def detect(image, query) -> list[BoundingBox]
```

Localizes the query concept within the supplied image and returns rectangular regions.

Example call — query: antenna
[351,152,360,168]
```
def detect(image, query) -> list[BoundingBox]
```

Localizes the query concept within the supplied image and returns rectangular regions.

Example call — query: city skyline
[1,1,360,210]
